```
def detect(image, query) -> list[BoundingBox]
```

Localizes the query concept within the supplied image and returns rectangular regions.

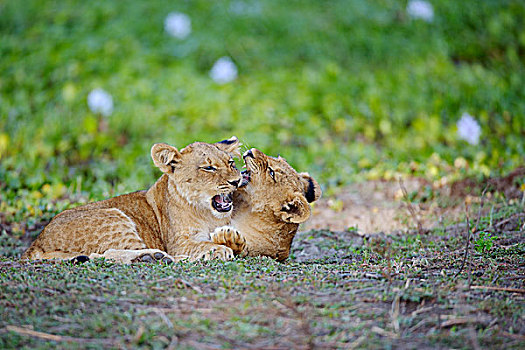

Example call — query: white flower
[457,113,481,145]
[87,88,113,116]
[209,57,238,84]
[164,12,191,39]
[407,0,434,22]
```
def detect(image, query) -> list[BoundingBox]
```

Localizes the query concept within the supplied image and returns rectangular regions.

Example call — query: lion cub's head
[151,137,242,217]
[233,148,322,260]
[240,148,321,224]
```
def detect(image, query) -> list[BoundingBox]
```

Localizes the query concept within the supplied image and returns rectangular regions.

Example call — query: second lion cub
[211,148,321,261]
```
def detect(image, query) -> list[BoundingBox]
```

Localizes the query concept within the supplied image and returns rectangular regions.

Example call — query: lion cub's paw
[195,244,234,261]
[70,255,91,264]
[90,249,178,264]
[133,250,176,264]
[211,226,246,256]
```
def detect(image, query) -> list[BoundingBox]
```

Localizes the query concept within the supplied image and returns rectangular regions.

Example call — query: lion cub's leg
[23,208,150,261]
[38,251,87,260]
[89,249,183,264]
[210,226,246,256]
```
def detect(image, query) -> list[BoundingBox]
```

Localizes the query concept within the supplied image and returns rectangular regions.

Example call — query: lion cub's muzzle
[241,148,262,187]
[212,193,234,212]
[240,170,251,187]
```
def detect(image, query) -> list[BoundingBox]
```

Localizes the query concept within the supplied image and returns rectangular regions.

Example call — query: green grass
[1,0,524,203]
[1,202,524,349]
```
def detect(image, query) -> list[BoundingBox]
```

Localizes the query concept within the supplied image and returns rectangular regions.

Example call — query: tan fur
[220,148,321,261]
[21,137,243,262]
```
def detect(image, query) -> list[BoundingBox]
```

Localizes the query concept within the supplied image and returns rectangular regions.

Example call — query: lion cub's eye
[229,160,237,170]
[202,166,217,172]
[268,167,276,181]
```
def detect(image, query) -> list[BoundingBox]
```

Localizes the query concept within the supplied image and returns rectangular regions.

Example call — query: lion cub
[218,148,321,261]
[22,137,244,263]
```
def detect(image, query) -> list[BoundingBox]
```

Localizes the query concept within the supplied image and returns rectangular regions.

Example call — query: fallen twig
[152,308,174,328]
[174,278,203,293]
[453,205,472,280]
[470,286,525,293]
[502,276,525,281]
[407,318,432,333]
[371,326,398,339]
[493,213,525,229]
[390,293,400,334]
[347,334,367,350]
[439,316,492,328]
[348,287,382,294]
[454,186,489,281]
[5,325,117,345]
[410,306,435,317]
[502,332,525,341]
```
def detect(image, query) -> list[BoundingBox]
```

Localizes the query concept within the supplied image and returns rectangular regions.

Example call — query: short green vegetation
[1,1,524,348]
[1,0,524,204]
[1,202,523,349]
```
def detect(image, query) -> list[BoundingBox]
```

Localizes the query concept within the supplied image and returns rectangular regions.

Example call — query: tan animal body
[227,148,321,261]
[22,137,245,263]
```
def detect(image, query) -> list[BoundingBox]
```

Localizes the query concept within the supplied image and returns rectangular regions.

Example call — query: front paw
[133,250,176,264]
[195,244,234,261]
[211,226,246,256]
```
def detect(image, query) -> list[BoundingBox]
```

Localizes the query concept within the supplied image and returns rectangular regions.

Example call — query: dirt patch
[302,170,524,234]
[302,179,457,233]
[451,167,525,199]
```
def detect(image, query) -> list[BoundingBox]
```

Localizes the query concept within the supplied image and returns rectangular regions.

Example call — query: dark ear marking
[218,138,236,145]
[305,178,316,203]
[214,136,241,158]
[169,160,177,173]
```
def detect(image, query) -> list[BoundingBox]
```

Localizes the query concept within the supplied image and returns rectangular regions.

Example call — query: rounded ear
[151,143,182,173]
[280,195,311,224]
[299,173,322,203]
[215,136,241,158]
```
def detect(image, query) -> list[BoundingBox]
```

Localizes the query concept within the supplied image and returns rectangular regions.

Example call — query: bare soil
[304,179,460,233]
[304,168,525,234]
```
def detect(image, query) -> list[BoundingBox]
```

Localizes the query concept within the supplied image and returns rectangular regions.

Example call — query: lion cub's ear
[151,143,182,173]
[299,173,322,203]
[280,195,311,224]
[215,136,241,158]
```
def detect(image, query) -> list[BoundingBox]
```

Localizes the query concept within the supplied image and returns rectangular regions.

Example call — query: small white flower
[209,57,238,84]
[87,88,113,116]
[457,113,481,145]
[164,12,191,39]
[407,0,434,22]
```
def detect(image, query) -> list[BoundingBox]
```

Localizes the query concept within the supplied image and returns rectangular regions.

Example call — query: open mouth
[240,170,251,187]
[212,193,233,212]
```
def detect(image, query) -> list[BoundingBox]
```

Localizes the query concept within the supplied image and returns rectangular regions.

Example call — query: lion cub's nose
[228,179,240,188]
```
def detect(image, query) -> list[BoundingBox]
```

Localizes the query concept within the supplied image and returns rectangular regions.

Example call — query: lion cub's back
[22,191,163,259]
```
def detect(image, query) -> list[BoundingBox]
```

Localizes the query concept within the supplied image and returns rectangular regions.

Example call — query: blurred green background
[1,0,524,216]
